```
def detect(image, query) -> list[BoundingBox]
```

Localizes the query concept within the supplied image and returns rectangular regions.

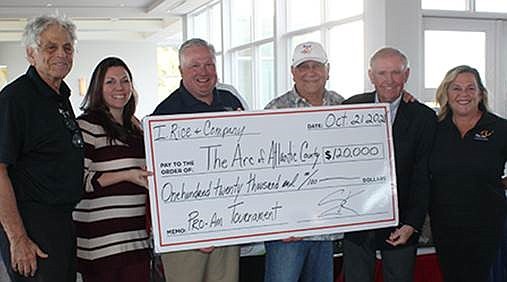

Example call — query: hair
[435,65,489,121]
[80,57,141,143]
[178,38,216,66]
[369,47,409,70]
[22,15,77,49]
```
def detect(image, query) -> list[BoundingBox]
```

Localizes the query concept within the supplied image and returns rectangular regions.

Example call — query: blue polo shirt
[153,81,245,115]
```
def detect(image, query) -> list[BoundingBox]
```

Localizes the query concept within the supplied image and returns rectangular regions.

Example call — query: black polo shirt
[153,81,244,115]
[429,111,507,227]
[0,66,84,208]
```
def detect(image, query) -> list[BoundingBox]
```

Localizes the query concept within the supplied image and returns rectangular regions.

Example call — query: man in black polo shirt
[153,38,245,282]
[0,15,83,282]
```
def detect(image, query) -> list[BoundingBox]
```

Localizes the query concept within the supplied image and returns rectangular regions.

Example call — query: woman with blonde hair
[429,65,507,282]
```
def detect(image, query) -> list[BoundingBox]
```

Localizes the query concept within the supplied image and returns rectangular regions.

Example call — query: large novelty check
[144,104,398,253]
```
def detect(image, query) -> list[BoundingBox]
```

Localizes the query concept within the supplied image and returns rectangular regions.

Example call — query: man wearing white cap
[263,41,344,282]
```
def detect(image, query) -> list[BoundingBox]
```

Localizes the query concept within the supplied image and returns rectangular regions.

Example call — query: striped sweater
[73,112,150,274]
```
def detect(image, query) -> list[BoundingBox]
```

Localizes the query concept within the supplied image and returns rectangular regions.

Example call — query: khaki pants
[162,246,239,282]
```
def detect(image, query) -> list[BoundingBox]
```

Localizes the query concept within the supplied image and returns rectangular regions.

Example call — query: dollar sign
[325,150,331,160]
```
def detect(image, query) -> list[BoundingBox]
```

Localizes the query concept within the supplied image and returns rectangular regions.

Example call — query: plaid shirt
[264,86,345,241]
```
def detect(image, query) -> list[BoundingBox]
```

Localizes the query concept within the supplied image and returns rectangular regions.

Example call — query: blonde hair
[435,65,489,121]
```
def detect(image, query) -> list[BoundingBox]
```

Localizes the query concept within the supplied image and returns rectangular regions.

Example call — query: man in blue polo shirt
[153,38,246,282]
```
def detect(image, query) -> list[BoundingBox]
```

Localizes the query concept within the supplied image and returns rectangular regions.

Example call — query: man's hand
[281,236,302,243]
[402,90,417,103]
[385,224,415,247]
[10,234,47,277]
[199,246,215,253]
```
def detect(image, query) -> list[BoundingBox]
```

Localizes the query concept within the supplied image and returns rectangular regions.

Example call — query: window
[327,0,363,21]
[422,0,507,13]
[232,48,253,105]
[254,0,274,40]
[157,46,181,101]
[230,0,252,47]
[187,0,364,109]
[286,0,320,31]
[284,1,364,100]
[421,0,466,11]
[328,21,364,96]
[476,0,507,13]
[421,11,507,116]
[258,43,274,107]
[424,30,485,88]
[0,65,7,91]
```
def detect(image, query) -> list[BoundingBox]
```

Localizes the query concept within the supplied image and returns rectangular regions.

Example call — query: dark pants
[0,203,76,282]
[432,224,502,282]
[81,259,150,282]
[490,216,507,282]
[343,231,417,282]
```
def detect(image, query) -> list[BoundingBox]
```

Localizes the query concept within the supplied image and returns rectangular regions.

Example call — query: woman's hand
[126,168,153,189]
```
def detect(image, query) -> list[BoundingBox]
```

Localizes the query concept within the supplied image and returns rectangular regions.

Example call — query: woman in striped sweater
[73,57,152,282]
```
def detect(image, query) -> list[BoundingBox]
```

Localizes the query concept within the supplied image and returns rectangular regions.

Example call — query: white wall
[364,0,422,97]
[0,41,159,118]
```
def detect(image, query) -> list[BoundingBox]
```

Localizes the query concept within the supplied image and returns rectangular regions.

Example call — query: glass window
[289,31,321,54]
[192,10,208,40]
[0,66,7,91]
[157,46,181,101]
[476,0,507,13]
[254,0,274,40]
[215,54,223,83]
[327,0,363,21]
[210,4,222,52]
[287,0,320,31]
[231,0,252,47]
[233,48,253,106]
[259,43,274,107]
[421,0,466,10]
[328,21,364,98]
[424,30,485,88]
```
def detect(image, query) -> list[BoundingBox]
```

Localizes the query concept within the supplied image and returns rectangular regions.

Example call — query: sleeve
[264,99,278,110]
[216,83,250,111]
[403,106,438,231]
[78,118,104,193]
[0,95,22,166]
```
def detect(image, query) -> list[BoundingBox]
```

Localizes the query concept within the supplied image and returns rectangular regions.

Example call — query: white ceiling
[0,0,212,44]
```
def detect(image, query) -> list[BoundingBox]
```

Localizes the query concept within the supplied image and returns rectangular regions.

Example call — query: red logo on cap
[301,44,312,54]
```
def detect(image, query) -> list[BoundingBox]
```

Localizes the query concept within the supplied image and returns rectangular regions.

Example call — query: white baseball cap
[291,41,328,67]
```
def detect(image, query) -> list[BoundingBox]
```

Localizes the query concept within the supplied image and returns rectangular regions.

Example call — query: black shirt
[153,81,244,115]
[0,66,84,207]
[429,112,507,228]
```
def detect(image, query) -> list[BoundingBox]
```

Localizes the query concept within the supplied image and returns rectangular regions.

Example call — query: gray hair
[369,47,409,70]
[178,38,216,66]
[22,15,77,49]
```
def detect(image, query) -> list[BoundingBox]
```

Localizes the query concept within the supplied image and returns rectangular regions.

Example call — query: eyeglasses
[57,103,84,149]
